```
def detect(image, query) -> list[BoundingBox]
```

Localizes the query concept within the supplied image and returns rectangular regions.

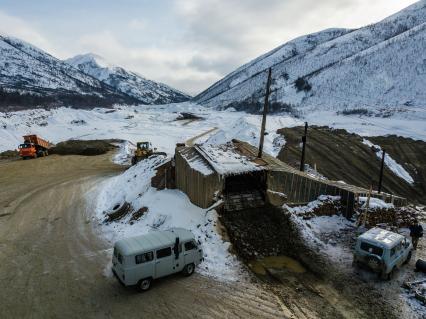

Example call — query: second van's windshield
[360,241,383,257]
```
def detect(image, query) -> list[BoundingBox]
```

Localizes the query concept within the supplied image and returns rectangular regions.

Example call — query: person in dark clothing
[409,221,423,250]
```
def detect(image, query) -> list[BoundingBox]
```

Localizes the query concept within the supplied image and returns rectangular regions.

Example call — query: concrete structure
[175,140,406,218]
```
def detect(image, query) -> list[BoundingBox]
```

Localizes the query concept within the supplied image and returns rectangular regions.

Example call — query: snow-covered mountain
[66,53,190,105]
[193,1,426,117]
[0,35,140,111]
[0,36,189,111]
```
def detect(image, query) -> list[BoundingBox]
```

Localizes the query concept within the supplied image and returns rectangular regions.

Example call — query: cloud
[128,18,146,30]
[0,1,418,95]
[0,10,55,53]
[170,0,417,92]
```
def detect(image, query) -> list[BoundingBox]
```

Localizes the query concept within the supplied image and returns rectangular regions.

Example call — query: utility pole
[299,122,308,171]
[258,67,272,158]
[378,149,386,193]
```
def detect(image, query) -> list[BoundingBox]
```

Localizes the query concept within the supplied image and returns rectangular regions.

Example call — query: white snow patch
[359,196,394,209]
[92,156,243,281]
[362,139,414,184]
[112,141,135,165]
[197,143,262,176]
[285,195,340,216]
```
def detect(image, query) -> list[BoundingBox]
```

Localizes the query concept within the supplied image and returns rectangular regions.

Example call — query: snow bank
[203,115,296,157]
[284,196,353,262]
[112,141,135,165]
[93,156,243,281]
[358,196,394,209]
[362,139,414,184]
[285,195,340,216]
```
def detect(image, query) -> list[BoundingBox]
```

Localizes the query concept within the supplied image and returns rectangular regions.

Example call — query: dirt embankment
[277,126,426,204]
[50,139,121,156]
[369,135,426,202]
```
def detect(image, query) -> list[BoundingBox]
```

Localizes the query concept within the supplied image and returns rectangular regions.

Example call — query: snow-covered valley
[1,102,425,155]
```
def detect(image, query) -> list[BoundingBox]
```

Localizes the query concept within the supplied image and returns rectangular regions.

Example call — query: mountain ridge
[66,53,190,105]
[193,1,426,117]
[0,36,189,111]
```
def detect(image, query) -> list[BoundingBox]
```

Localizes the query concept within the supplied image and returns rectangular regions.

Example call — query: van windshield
[113,247,123,264]
[360,241,383,257]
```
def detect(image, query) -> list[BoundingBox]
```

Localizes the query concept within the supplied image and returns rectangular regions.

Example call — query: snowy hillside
[66,54,190,105]
[193,1,426,117]
[0,35,137,111]
[0,103,294,156]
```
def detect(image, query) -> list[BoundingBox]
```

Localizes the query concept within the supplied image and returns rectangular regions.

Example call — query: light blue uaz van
[112,228,203,291]
[353,227,412,279]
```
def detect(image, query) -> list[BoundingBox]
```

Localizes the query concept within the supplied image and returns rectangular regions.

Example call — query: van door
[173,242,184,272]
[155,247,174,279]
[183,240,198,265]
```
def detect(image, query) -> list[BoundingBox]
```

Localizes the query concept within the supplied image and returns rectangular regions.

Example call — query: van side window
[135,252,154,264]
[184,241,197,251]
[117,253,123,264]
[156,247,172,259]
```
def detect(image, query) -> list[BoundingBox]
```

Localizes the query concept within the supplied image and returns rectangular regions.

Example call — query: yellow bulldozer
[131,141,167,165]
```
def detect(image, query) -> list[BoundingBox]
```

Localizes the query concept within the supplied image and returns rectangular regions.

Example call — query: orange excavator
[18,135,53,160]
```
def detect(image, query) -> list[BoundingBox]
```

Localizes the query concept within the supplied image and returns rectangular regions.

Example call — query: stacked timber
[360,208,397,227]
[357,205,421,228]
[287,196,341,220]
[311,198,341,218]
[395,206,421,228]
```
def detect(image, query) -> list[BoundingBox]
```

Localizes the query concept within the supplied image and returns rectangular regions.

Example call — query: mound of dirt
[219,206,325,274]
[277,126,426,204]
[176,112,203,121]
[50,139,120,156]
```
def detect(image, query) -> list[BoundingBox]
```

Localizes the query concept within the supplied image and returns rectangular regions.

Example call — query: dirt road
[185,127,218,146]
[0,154,285,319]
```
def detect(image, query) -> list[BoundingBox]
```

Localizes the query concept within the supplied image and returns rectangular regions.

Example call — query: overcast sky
[0,0,418,95]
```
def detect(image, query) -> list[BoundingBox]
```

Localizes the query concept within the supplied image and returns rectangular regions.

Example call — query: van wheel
[387,267,396,280]
[137,278,152,292]
[183,263,195,276]
[404,251,412,264]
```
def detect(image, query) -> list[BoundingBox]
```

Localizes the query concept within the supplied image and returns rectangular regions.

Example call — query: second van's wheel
[404,251,412,264]
[388,266,398,280]
[183,263,195,276]
[137,278,152,292]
